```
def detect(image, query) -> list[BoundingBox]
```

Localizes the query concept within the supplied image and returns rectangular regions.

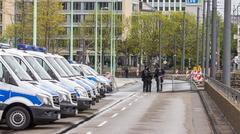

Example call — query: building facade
[141,0,202,15]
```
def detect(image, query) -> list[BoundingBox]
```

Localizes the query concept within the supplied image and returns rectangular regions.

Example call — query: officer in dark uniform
[141,66,148,92]
[146,67,152,92]
[154,64,160,92]
[160,69,165,91]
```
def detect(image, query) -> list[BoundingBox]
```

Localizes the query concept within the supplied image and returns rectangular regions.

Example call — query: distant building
[141,0,202,15]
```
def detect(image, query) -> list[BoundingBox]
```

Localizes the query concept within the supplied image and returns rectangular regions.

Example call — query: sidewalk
[114,78,140,88]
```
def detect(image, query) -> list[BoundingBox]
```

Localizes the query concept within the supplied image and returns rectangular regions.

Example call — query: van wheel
[6,106,31,130]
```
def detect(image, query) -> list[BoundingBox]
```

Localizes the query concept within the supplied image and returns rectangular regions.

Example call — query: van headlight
[75,87,88,97]
[37,94,52,106]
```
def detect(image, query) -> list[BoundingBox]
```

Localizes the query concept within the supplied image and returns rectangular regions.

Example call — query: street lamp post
[202,0,206,75]
[110,0,114,76]
[100,7,108,75]
[181,11,186,72]
[100,9,103,75]
[33,0,37,47]
[70,0,73,61]
[211,0,217,79]
[205,0,210,76]
[196,7,200,66]
[94,0,98,71]
[223,0,232,86]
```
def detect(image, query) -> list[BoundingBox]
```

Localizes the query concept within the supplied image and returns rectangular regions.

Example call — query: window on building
[73,2,81,10]
[99,2,108,9]
[182,7,185,11]
[171,7,174,11]
[159,7,163,11]
[176,7,179,11]
[165,0,169,2]
[149,0,152,2]
[0,26,2,36]
[165,7,169,11]
[115,2,122,10]
[154,0,158,2]
[160,0,163,2]
[143,0,147,2]
[84,2,94,10]
[176,0,179,2]
[62,2,68,10]
[182,0,185,2]
[73,15,81,23]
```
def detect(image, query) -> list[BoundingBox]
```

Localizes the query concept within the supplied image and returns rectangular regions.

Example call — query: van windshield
[82,65,98,76]
[60,58,80,76]
[2,55,33,81]
[24,56,52,80]
[46,57,68,77]
[54,58,74,77]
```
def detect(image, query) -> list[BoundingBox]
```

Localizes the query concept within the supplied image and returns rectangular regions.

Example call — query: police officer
[160,68,165,91]
[146,67,152,92]
[141,66,148,92]
[154,64,160,92]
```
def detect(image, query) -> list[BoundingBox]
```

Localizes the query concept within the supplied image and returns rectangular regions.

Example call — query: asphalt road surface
[0,80,213,134]
[67,80,213,134]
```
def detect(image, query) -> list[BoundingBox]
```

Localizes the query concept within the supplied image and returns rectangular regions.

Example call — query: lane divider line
[134,99,138,102]
[57,92,137,134]
[97,121,108,127]
[86,131,92,134]
[111,113,119,118]
[121,107,126,111]
[128,103,132,106]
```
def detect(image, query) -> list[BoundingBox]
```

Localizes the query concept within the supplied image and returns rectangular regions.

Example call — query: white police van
[72,64,112,94]
[4,48,78,116]
[25,50,92,111]
[0,51,60,130]
[49,54,100,104]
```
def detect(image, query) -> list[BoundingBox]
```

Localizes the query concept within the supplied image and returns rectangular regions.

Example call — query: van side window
[35,57,58,80]
[0,62,17,85]
[14,57,37,81]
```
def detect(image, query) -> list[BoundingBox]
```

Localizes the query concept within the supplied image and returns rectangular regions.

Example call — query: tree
[4,0,64,52]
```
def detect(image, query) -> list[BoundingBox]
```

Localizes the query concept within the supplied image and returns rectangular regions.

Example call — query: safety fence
[208,78,240,108]
[161,74,193,92]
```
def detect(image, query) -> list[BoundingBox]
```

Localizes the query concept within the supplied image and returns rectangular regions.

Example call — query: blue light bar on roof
[17,44,48,53]
[17,44,26,50]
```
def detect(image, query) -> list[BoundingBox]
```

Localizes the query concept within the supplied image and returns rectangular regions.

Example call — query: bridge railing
[208,78,240,108]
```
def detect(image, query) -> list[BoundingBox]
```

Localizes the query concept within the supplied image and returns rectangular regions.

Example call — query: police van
[4,48,78,116]
[0,51,60,130]
[24,50,92,111]
[72,64,112,94]
[49,54,100,104]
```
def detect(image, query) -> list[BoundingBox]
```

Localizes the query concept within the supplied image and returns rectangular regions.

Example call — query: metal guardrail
[208,78,240,108]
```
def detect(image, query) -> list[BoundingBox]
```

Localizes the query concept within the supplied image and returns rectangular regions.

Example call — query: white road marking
[98,121,108,127]
[86,131,92,134]
[121,107,126,111]
[134,99,138,102]
[128,103,132,106]
[111,113,119,118]
[144,94,147,96]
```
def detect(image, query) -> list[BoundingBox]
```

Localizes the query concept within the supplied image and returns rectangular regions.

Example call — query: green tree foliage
[4,0,64,52]
[126,12,201,67]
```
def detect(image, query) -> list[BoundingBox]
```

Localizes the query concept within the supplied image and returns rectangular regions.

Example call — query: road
[67,80,213,134]
[0,80,213,134]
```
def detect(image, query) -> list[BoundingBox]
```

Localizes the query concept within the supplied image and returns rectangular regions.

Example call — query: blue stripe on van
[0,89,42,105]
